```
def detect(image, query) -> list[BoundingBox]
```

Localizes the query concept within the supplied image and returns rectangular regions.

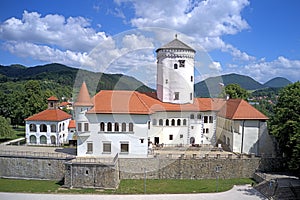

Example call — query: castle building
[25,96,72,146]
[74,37,274,158]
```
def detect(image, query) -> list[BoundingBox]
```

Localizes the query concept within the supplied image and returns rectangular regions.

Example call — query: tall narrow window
[174,92,179,100]
[159,119,163,126]
[77,123,82,132]
[122,122,126,132]
[174,63,178,69]
[191,76,193,82]
[204,116,208,123]
[129,123,133,132]
[84,123,89,132]
[100,122,105,131]
[190,93,193,100]
[190,114,195,119]
[115,122,119,132]
[166,119,169,126]
[197,114,201,120]
[177,119,181,126]
[107,122,112,132]
[51,124,56,133]
[206,128,209,133]
[87,142,93,153]
[169,135,173,140]
[171,119,175,126]
[209,116,213,123]
[183,119,187,126]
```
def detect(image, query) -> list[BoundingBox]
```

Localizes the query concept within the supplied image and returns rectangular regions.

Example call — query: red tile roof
[74,82,93,107]
[25,109,72,121]
[68,120,76,128]
[218,99,268,120]
[47,96,59,101]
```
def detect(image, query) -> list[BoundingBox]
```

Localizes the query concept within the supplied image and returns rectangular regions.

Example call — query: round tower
[156,35,196,104]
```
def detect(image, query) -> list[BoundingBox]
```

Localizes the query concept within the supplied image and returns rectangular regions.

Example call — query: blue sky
[0,0,299,87]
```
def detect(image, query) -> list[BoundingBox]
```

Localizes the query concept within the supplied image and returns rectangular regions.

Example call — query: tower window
[191,76,193,82]
[174,92,179,100]
[169,135,173,140]
[174,63,178,69]
[190,93,193,100]
[179,60,185,67]
[165,79,168,84]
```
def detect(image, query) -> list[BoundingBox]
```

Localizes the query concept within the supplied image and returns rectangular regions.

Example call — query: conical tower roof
[156,37,195,52]
[74,82,93,107]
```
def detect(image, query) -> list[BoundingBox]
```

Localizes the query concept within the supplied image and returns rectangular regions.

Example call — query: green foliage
[221,84,249,100]
[0,116,16,138]
[269,82,300,171]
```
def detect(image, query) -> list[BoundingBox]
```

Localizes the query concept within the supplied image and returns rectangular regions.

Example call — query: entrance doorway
[154,137,159,145]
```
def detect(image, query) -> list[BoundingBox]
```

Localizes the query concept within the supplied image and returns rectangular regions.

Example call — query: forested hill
[194,73,292,97]
[0,63,154,93]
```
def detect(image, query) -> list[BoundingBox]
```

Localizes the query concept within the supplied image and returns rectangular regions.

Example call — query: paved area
[0,185,266,200]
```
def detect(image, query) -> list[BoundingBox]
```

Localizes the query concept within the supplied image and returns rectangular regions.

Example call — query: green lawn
[0,178,254,194]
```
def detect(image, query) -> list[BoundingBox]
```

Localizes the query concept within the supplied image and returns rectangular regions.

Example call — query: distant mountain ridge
[195,73,292,97]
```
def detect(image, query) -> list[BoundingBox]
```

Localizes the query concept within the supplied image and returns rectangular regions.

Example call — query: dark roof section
[156,38,195,52]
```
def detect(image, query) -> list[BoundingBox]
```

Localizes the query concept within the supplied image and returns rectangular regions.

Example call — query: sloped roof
[218,99,268,120]
[87,90,225,114]
[156,38,195,52]
[47,96,59,101]
[74,82,93,107]
[25,109,72,121]
[68,120,76,128]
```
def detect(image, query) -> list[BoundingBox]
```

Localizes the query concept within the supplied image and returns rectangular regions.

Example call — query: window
[179,60,185,67]
[122,122,126,132]
[174,63,178,69]
[120,143,129,153]
[180,134,183,139]
[129,123,133,132]
[50,124,56,133]
[84,123,89,132]
[169,135,173,140]
[152,119,157,126]
[171,119,175,126]
[177,119,181,126]
[191,126,194,129]
[190,114,195,119]
[29,135,37,144]
[204,116,208,123]
[165,79,168,84]
[148,121,150,129]
[140,139,144,144]
[197,114,201,119]
[190,93,193,100]
[209,116,213,123]
[103,142,111,153]
[77,123,82,132]
[62,123,65,131]
[40,124,47,132]
[100,122,105,131]
[115,122,119,132]
[29,124,36,132]
[174,92,179,100]
[227,137,230,146]
[159,119,163,126]
[203,128,205,133]
[183,119,187,126]
[206,128,209,133]
[40,135,47,144]
[87,142,93,153]
[107,122,112,132]
[59,124,62,132]
[191,76,193,82]
[166,119,169,126]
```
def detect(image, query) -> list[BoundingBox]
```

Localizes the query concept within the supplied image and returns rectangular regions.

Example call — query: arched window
[177,119,181,126]
[40,135,47,144]
[159,119,163,126]
[183,119,187,126]
[40,124,47,132]
[59,124,62,132]
[100,122,105,132]
[50,135,56,145]
[174,63,178,69]
[129,123,133,132]
[166,119,169,126]
[197,114,201,119]
[62,123,65,131]
[107,122,112,132]
[29,135,37,144]
[152,119,157,126]
[29,124,36,132]
[190,114,195,119]
[115,122,119,132]
[204,116,208,123]
[171,119,175,126]
[50,124,56,133]
[122,122,126,132]
[206,128,209,133]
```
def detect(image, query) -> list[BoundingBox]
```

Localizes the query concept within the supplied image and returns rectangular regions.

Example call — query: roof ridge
[230,99,242,119]
[134,92,151,113]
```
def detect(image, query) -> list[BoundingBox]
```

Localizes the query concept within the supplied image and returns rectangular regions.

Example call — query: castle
[25,37,275,157]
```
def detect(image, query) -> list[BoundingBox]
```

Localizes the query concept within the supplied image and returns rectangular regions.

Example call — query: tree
[269,82,300,171]
[221,84,249,100]
[0,116,16,138]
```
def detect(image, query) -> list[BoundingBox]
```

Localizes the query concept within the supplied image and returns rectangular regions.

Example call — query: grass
[0,178,254,194]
